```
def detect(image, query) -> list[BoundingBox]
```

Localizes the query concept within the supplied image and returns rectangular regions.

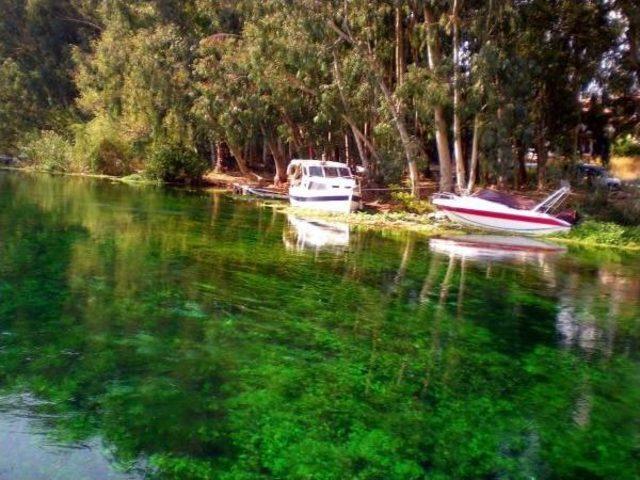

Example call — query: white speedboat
[432,187,575,235]
[287,159,361,213]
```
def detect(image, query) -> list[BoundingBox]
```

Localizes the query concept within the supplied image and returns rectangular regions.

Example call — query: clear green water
[0,170,639,480]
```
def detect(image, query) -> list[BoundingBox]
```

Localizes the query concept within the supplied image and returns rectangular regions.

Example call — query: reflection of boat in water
[429,235,566,263]
[283,215,350,252]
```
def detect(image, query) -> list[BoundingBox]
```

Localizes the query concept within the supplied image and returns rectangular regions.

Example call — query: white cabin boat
[287,159,361,213]
[432,187,575,235]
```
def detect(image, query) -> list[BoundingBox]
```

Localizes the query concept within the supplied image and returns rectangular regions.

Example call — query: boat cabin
[287,160,353,184]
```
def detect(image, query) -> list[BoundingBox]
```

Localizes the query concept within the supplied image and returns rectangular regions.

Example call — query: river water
[0,170,638,479]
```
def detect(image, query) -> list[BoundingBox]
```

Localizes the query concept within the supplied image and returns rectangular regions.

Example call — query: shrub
[146,143,208,183]
[391,190,435,214]
[575,188,640,226]
[71,117,133,175]
[20,130,71,172]
[567,220,640,249]
[613,134,640,157]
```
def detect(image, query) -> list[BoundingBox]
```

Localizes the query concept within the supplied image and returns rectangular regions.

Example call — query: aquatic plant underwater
[0,171,639,479]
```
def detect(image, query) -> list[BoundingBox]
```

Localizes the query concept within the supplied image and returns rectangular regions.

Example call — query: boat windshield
[307,166,324,177]
[475,189,537,210]
[324,167,352,178]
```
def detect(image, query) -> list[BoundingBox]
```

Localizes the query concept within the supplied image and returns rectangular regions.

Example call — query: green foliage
[391,190,435,214]
[20,130,72,172]
[71,117,134,175]
[563,220,640,249]
[146,143,208,183]
[0,58,38,152]
[0,0,638,195]
[575,187,640,227]
[613,134,640,156]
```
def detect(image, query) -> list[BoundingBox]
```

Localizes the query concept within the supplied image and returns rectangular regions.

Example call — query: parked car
[577,163,621,189]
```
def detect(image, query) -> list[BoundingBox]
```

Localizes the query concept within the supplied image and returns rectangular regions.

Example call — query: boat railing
[533,186,570,213]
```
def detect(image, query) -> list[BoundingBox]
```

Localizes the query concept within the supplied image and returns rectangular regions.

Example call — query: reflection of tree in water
[0,172,638,479]
[556,256,640,357]
[419,248,640,479]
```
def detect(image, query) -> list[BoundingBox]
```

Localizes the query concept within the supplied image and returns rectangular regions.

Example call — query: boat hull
[289,193,361,213]
[433,198,572,235]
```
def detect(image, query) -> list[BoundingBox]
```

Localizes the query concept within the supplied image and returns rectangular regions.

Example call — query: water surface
[0,170,639,479]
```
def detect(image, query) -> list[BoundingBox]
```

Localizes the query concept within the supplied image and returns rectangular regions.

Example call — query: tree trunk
[466,114,480,192]
[228,144,252,178]
[328,19,419,196]
[350,125,369,168]
[536,130,548,190]
[209,139,216,170]
[265,137,287,185]
[332,55,373,179]
[214,142,225,173]
[376,78,420,197]
[424,6,453,193]
[515,142,527,189]
[344,133,351,167]
[395,5,405,86]
[434,108,453,192]
[452,0,466,192]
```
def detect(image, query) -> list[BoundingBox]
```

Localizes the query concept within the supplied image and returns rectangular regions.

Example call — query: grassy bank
[265,202,640,251]
[5,165,640,251]
[550,220,640,251]
[0,165,161,186]
[266,203,465,237]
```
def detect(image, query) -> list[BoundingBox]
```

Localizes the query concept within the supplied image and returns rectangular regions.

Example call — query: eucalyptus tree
[74,1,202,175]
[616,0,640,86]
[193,32,260,178]
[317,0,427,195]
[241,4,340,178]
[0,0,97,152]
[514,0,616,187]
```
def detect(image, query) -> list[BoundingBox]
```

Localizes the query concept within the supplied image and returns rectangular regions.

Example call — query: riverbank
[0,165,246,189]
[264,203,640,251]
[0,165,162,185]
[4,165,640,251]
[264,203,464,237]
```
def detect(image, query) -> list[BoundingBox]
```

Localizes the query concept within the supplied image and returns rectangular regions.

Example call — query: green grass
[551,220,640,250]
[264,203,640,250]
[266,203,464,237]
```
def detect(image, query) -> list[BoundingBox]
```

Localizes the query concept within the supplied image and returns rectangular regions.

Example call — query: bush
[20,130,71,172]
[567,220,640,249]
[146,143,208,183]
[613,134,640,156]
[391,190,435,214]
[575,188,640,226]
[71,117,133,175]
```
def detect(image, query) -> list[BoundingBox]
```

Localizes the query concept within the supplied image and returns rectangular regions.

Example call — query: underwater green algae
[0,171,639,479]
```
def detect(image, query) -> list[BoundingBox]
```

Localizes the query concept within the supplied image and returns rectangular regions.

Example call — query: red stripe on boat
[440,206,569,227]
[439,240,564,253]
